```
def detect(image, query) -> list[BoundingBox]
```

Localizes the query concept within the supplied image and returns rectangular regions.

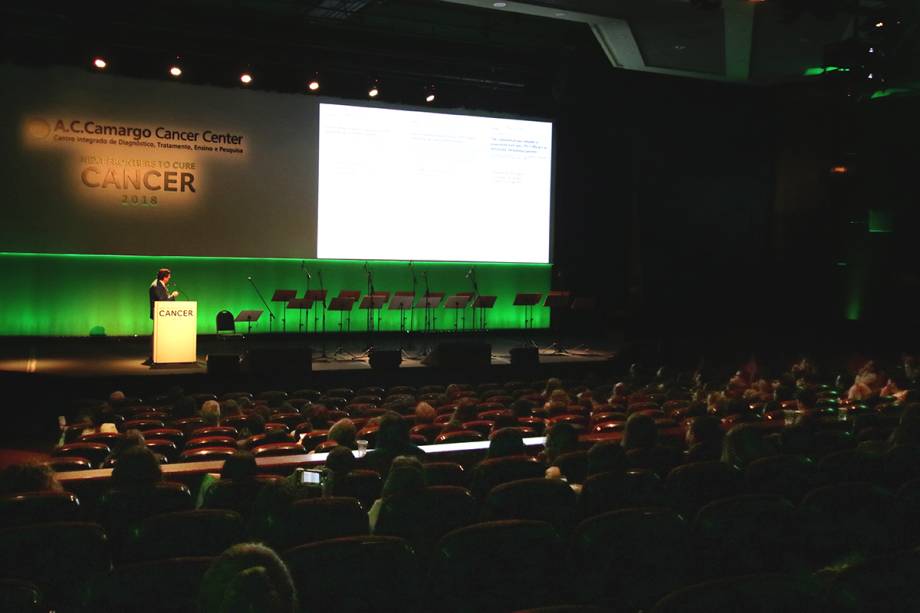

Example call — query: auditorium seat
[553,451,588,484]
[571,508,693,611]
[201,474,283,520]
[592,421,626,434]
[579,469,663,519]
[691,494,799,578]
[328,469,382,511]
[744,455,826,503]
[0,490,81,527]
[120,509,243,564]
[664,461,744,518]
[799,482,895,565]
[883,445,920,489]
[423,462,467,487]
[268,412,304,429]
[430,520,561,613]
[0,521,110,611]
[356,424,380,448]
[410,423,444,444]
[122,419,166,432]
[0,578,43,613]
[313,440,340,452]
[97,483,193,549]
[78,431,122,446]
[375,485,477,562]
[649,573,829,613]
[184,435,237,450]
[52,442,110,468]
[819,448,885,484]
[434,430,485,444]
[264,422,291,435]
[285,535,419,613]
[219,414,258,433]
[142,428,186,449]
[169,417,206,436]
[823,547,920,613]
[251,442,307,457]
[269,497,368,549]
[243,431,296,449]
[291,388,323,402]
[45,457,94,472]
[298,430,328,451]
[189,426,238,439]
[518,416,546,435]
[469,455,546,499]
[483,477,578,533]
[325,387,355,400]
[461,420,496,437]
[87,556,213,613]
[178,447,236,462]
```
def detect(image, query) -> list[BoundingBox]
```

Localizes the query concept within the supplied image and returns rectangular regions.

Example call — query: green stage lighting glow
[1,252,552,336]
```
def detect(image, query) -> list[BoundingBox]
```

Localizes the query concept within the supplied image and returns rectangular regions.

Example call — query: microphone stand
[302,262,311,334]
[365,263,375,352]
[169,283,195,302]
[469,269,480,332]
[248,277,275,334]
[318,269,328,358]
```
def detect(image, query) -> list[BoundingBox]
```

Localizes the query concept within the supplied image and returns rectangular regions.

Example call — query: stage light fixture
[169,65,182,77]
[308,79,320,91]
[240,72,253,85]
[92,57,107,70]
[424,85,436,103]
[368,83,379,98]
[875,21,885,28]
[830,165,849,174]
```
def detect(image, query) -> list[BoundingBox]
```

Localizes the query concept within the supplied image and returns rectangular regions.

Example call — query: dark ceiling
[2,0,917,108]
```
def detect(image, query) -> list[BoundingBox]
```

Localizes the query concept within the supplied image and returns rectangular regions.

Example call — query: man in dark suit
[149,268,179,319]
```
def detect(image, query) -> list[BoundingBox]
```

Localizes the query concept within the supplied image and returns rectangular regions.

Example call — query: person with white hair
[200,399,221,426]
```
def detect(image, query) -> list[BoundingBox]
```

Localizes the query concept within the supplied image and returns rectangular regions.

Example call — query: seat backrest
[53,442,111,468]
[328,469,382,511]
[88,556,213,613]
[120,509,244,563]
[571,507,692,611]
[284,536,419,613]
[179,446,237,462]
[96,482,193,544]
[483,477,578,532]
[0,491,81,527]
[819,448,884,484]
[216,309,235,333]
[423,461,467,487]
[376,486,477,561]
[554,450,588,484]
[579,469,663,520]
[0,521,110,611]
[469,455,547,499]
[745,454,826,503]
[431,519,561,613]
[270,497,367,549]
[0,578,43,613]
[650,572,828,613]
[664,461,743,517]
[799,482,895,563]
[824,548,920,612]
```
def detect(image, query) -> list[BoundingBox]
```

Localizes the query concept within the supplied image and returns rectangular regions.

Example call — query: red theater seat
[251,442,306,457]
[120,509,245,563]
[189,425,238,439]
[469,455,546,499]
[434,430,484,444]
[87,556,213,613]
[179,447,237,462]
[184,436,237,450]
[328,469,382,511]
[269,497,368,549]
[53,442,110,468]
[0,491,81,527]
[122,419,166,432]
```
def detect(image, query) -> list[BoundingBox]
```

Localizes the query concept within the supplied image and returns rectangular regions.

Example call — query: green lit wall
[2,253,550,336]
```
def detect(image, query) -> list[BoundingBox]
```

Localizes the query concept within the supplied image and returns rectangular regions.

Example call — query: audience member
[0,463,63,496]
[542,421,579,465]
[200,399,221,426]
[366,411,425,475]
[111,445,162,488]
[586,440,627,477]
[199,543,297,613]
[486,427,525,459]
[327,418,358,449]
[368,455,426,532]
[721,423,776,470]
[684,415,723,463]
[621,413,657,451]
[414,401,437,425]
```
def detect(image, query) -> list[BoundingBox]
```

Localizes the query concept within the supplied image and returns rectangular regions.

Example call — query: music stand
[472,295,497,331]
[457,291,475,330]
[359,294,388,334]
[305,289,328,334]
[390,292,415,333]
[235,310,263,335]
[329,296,356,334]
[444,295,471,332]
[272,290,297,333]
[416,292,444,333]
[513,293,543,330]
[544,291,571,309]
[286,297,313,334]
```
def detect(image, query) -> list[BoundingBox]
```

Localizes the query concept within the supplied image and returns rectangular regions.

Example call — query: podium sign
[153,301,197,364]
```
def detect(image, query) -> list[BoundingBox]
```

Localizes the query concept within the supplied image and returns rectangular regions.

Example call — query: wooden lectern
[153,301,198,364]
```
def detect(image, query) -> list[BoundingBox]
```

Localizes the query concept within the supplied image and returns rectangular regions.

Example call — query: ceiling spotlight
[92,57,107,70]
[308,79,320,91]
[169,65,182,77]
[368,83,379,98]
[875,21,885,28]
[424,85,436,103]
[240,72,253,85]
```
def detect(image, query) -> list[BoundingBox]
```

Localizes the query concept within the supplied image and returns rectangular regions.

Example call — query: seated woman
[368,455,426,532]
[199,542,297,613]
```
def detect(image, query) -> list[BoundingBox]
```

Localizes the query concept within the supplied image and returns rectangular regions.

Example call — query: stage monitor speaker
[369,348,401,370]
[424,341,491,369]
[247,347,312,377]
[207,353,241,376]
[510,346,539,368]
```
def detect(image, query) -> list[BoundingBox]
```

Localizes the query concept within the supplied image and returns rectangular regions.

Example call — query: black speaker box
[247,347,312,376]
[510,346,539,368]
[207,353,241,376]
[424,341,491,369]
[369,348,402,370]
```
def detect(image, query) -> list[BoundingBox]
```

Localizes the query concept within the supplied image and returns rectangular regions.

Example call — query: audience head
[587,441,627,477]
[328,418,357,449]
[221,399,241,417]
[376,411,411,450]
[544,421,579,464]
[686,415,723,449]
[452,398,479,425]
[511,398,535,418]
[549,388,570,405]
[721,424,773,469]
[200,399,221,426]
[621,413,657,451]
[796,388,818,412]
[414,402,437,425]
[108,390,127,408]
[111,445,162,488]
[486,427,525,459]
[221,450,258,482]
[109,429,146,459]
[172,395,197,420]
[381,455,426,499]
[199,543,297,613]
[0,463,62,496]
[324,446,356,475]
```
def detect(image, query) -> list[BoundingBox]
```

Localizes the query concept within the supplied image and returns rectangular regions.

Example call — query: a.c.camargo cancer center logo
[26,118,51,139]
